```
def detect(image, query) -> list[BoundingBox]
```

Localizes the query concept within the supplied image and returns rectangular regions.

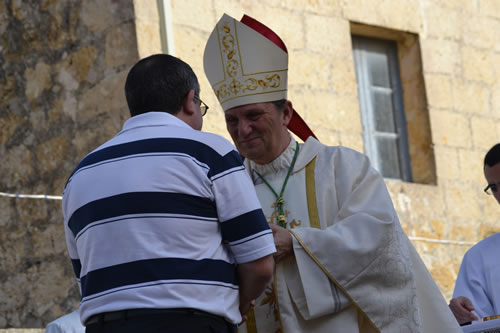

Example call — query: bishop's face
[484,163,500,204]
[225,102,292,165]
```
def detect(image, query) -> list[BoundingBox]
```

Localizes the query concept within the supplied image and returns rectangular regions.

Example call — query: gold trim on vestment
[483,315,500,321]
[289,230,381,333]
[288,158,381,333]
[245,308,257,333]
[305,157,320,229]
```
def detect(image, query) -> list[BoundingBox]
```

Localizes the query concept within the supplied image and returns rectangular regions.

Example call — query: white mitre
[203,13,288,111]
[204,13,317,142]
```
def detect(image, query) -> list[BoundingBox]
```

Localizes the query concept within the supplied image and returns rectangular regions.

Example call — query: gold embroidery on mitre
[214,19,286,104]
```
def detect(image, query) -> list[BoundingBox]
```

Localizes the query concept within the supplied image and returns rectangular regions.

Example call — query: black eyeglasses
[484,183,498,195]
[194,96,209,116]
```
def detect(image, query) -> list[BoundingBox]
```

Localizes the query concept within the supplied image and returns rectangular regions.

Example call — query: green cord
[255,141,300,228]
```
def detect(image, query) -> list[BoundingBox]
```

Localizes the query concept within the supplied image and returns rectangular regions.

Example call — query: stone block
[462,46,496,84]
[284,0,341,15]
[342,0,422,33]
[0,227,26,274]
[421,39,460,74]
[10,0,29,21]
[24,62,51,101]
[306,92,362,135]
[28,261,73,319]
[444,183,482,220]
[482,193,499,224]
[471,117,498,149]
[339,132,364,153]
[65,45,98,82]
[479,224,500,240]
[424,4,462,40]
[36,136,68,175]
[0,74,16,108]
[311,127,340,147]
[32,223,67,258]
[424,74,453,109]
[429,110,471,147]
[171,0,215,32]
[479,0,500,18]
[434,0,477,12]
[452,79,490,115]
[429,262,457,300]
[0,113,25,145]
[331,55,357,96]
[80,0,115,34]
[0,145,33,188]
[245,6,305,50]
[77,71,128,123]
[289,51,331,89]
[433,145,460,180]
[214,0,244,23]
[492,83,500,119]
[386,181,446,218]
[305,15,350,56]
[134,6,163,59]
[173,27,208,72]
[458,149,486,183]
[463,16,500,51]
[0,0,7,35]
[105,22,139,68]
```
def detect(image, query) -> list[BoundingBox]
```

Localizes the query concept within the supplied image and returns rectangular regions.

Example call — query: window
[350,23,436,185]
[352,36,411,181]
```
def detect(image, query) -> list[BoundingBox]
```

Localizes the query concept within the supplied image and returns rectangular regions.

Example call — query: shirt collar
[121,112,191,132]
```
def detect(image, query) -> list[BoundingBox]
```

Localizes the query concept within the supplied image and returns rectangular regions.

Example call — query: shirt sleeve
[453,248,493,318]
[210,150,276,263]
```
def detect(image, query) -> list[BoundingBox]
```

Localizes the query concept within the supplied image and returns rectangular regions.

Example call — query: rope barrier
[0,191,62,200]
[408,236,476,246]
[0,191,479,245]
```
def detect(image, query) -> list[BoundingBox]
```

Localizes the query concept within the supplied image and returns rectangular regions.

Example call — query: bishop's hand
[269,223,294,263]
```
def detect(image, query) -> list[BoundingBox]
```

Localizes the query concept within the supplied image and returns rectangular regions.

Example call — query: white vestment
[453,233,500,319]
[239,137,460,333]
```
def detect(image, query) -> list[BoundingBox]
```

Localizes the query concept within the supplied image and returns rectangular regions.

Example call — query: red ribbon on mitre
[240,15,318,142]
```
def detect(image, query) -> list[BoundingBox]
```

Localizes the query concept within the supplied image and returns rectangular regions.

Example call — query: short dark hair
[124,54,200,117]
[484,143,500,167]
[271,99,287,111]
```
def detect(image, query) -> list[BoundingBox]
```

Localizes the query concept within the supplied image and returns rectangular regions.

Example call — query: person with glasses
[449,143,500,325]
[203,13,461,333]
[62,54,276,333]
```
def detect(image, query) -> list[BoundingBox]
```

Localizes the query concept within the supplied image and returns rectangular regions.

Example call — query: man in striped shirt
[62,54,276,333]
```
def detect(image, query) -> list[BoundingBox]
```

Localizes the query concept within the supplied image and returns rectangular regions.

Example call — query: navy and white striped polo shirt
[62,112,276,325]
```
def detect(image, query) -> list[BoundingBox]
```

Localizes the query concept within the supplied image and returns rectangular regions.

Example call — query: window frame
[352,35,413,182]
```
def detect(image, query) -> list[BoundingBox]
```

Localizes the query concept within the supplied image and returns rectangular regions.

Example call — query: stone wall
[0,0,138,327]
[2,0,500,328]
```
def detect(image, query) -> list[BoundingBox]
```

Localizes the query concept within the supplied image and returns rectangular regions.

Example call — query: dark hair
[271,99,287,111]
[124,54,200,117]
[484,143,500,167]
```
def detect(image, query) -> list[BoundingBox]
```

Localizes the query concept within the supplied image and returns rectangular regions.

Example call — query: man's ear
[180,89,196,116]
[282,100,293,126]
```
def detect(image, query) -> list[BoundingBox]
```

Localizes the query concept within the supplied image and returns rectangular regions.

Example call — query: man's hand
[449,296,479,324]
[269,224,293,263]
[239,299,256,325]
